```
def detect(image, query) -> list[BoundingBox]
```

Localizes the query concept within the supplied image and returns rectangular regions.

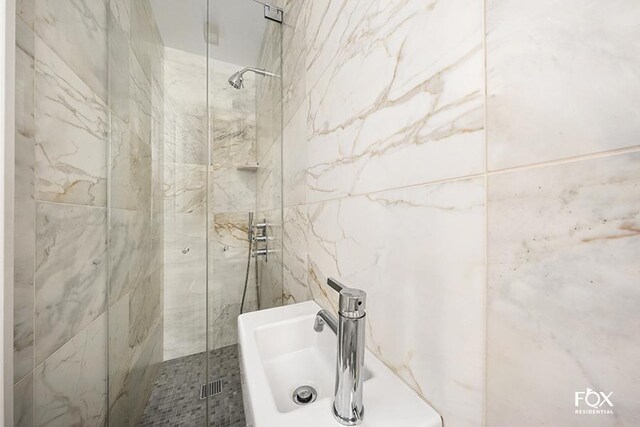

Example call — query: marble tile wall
[484,0,640,425]
[280,1,485,425]
[13,0,165,425]
[163,48,259,359]
[280,0,640,426]
[486,153,640,427]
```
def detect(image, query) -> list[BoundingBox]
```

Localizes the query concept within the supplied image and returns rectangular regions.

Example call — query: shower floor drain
[199,379,222,399]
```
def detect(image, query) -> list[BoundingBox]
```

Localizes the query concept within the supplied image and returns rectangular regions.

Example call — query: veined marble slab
[18,0,34,29]
[283,205,309,305]
[281,0,308,127]
[487,152,640,426]
[256,208,283,310]
[14,18,36,384]
[306,177,485,427]
[14,372,33,427]
[486,0,640,169]
[164,47,207,166]
[34,36,107,206]
[163,260,206,360]
[35,202,107,365]
[108,293,131,427]
[35,313,107,427]
[35,0,108,100]
[283,100,307,208]
[110,208,150,303]
[163,162,206,215]
[305,0,484,203]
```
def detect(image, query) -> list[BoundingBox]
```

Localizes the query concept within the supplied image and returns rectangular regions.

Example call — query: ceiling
[149,0,268,67]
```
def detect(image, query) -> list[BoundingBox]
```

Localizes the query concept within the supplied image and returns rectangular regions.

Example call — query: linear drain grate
[199,379,222,399]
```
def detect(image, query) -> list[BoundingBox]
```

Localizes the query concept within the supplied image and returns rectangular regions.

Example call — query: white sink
[238,301,442,427]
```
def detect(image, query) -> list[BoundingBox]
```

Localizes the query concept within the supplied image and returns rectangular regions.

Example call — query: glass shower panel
[255,13,284,310]
[107,0,208,424]
[105,0,282,424]
[206,0,283,423]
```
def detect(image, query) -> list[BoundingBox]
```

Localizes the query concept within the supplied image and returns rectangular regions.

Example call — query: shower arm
[240,67,280,78]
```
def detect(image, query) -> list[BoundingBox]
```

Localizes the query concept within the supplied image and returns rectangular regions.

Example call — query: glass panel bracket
[264,4,283,23]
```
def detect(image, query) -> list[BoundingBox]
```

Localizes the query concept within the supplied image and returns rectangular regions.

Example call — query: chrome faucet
[313,278,366,425]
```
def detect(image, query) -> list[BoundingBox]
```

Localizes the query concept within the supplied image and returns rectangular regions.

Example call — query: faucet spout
[314,309,338,334]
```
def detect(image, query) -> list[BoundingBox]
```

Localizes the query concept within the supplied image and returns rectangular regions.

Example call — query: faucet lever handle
[327,278,366,318]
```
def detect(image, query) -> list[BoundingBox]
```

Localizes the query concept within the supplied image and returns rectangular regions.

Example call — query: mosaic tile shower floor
[139,345,246,426]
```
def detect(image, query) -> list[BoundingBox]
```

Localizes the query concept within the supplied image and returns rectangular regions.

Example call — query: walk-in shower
[11,0,283,425]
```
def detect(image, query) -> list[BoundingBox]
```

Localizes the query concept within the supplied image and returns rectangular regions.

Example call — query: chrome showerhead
[228,71,244,89]
[227,67,281,90]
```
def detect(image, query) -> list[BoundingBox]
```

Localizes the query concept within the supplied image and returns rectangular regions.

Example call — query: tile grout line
[482,0,489,423]
[30,311,108,378]
[486,145,640,175]
[292,143,640,210]
[32,2,38,422]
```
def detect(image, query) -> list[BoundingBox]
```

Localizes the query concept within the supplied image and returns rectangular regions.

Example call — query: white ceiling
[149,0,268,67]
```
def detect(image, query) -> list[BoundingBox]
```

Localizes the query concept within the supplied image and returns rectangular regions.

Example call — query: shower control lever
[252,218,269,261]
[314,278,366,425]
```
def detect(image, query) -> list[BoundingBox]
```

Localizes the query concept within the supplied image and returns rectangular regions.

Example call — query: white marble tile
[282,0,308,127]
[35,0,108,101]
[129,271,163,420]
[164,48,208,166]
[163,162,206,215]
[165,211,205,239]
[208,261,257,350]
[35,202,107,365]
[305,0,484,203]
[130,50,152,145]
[487,153,640,426]
[109,0,130,36]
[129,273,162,352]
[486,0,640,169]
[130,0,163,89]
[283,100,307,207]
[283,205,309,305]
[256,209,283,310]
[17,0,35,29]
[108,16,130,124]
[304,0,361,93]
[14,372,34,427]
[35,313,107,427]
[211,212,251,257]
[256,133,282,212]
[108,294,131,427]
[110,115,151,212]
[14,19,36,384]
[163,232,206,267]
[34,36,107,206]
[129,322,162,422]
[163,260,206,360]
[109,208,149,303]
[306,177,485,427]
[207,211,257,349]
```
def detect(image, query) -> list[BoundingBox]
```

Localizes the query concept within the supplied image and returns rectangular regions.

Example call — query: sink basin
[238,301,442,427]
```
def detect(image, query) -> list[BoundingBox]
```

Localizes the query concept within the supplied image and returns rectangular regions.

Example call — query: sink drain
[292,385,318,405]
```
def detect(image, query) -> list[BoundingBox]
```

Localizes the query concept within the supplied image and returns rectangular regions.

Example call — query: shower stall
[13,0,283,425]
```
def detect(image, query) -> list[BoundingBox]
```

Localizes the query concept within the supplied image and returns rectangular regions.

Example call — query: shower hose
[239,214,253,314]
